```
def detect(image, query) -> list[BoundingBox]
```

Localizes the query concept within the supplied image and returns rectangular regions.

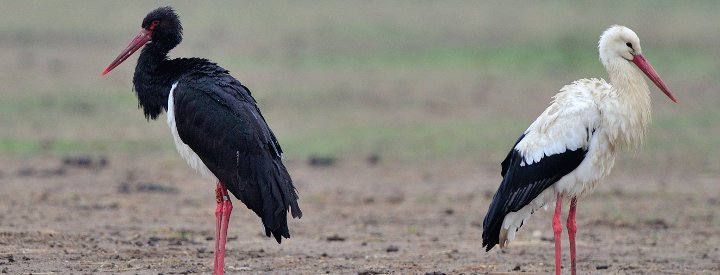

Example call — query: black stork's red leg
[567,197,578,275]
[552,193,563,275]
[214,182,233,275]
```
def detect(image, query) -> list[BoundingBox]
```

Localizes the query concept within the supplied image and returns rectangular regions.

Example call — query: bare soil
[0,156,718,274]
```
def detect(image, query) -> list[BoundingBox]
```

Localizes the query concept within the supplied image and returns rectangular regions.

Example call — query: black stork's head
[102,6,182,76]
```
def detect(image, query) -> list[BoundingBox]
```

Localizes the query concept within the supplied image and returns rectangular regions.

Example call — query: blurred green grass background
[0,1,718,174]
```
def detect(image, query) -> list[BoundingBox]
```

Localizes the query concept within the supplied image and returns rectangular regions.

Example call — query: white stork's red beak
[102,28,153,76]
[632,54,678,103]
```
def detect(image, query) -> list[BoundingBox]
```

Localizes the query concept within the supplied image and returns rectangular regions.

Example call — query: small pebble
[385,245,399,252]
[326,235,346,242]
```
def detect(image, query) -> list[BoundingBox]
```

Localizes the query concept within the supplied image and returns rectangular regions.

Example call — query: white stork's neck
[604,59,652,150]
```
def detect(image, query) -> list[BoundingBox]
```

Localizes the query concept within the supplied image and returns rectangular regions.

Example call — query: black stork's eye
[626,42,633,49]
[149,20,160,30]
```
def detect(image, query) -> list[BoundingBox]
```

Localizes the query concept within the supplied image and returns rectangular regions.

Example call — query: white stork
[482,25,677,275]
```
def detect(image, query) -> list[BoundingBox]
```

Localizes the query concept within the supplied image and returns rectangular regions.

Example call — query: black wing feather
[482,133,587,251]
[173,73,301,243]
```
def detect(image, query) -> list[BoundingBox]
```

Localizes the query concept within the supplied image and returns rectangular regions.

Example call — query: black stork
[101,7,302,274]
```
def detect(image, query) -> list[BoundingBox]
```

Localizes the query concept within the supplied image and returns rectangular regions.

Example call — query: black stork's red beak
[101,28,153,76]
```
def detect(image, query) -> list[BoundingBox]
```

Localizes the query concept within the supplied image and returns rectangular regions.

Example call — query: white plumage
[166,82,213,178]
[482,25,677,275]
[502,78,627,243]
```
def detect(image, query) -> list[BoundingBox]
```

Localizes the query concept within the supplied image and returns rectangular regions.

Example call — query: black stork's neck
[132,43,180,120]
[131,41,230,120]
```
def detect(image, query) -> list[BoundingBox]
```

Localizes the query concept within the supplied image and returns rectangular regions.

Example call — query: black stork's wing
[172,73,301,243]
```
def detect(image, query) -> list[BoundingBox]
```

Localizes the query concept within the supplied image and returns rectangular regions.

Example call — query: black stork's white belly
[166,82,213,178]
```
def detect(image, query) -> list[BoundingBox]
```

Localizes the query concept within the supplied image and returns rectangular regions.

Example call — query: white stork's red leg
[213,182,233,275]
[552,193,563,275]
[567,197,578,275]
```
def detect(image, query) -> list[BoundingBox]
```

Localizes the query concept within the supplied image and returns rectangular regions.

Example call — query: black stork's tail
[229,153,302,243]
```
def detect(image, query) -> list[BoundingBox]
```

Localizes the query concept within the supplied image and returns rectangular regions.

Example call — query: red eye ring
[149,20,160,30]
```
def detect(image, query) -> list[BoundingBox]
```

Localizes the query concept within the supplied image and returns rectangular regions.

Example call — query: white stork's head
[599,25,641,64]
[598,25,677,103]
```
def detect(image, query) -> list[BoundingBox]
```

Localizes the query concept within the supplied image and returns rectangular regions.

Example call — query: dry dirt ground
[0,155,718,274]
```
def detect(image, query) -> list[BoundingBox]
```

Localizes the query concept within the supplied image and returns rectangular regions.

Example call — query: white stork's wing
[483,83,602,251]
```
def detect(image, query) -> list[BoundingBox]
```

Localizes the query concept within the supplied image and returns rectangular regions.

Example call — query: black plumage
[482,133,587,251]
[117,6,301,242]
[173,73,302,241]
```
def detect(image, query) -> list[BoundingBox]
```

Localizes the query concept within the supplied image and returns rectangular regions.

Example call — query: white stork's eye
[626,42,633,49]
